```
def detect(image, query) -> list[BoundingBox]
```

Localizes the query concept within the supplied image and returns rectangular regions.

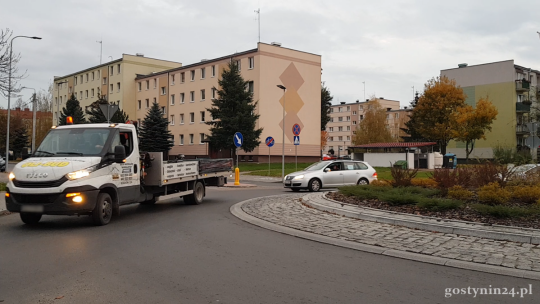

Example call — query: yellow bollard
[234,167,240,185]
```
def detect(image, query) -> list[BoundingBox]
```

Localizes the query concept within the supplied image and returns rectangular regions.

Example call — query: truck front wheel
[184,181,204,205]
[92,193,113,226]
[20,213,42,225]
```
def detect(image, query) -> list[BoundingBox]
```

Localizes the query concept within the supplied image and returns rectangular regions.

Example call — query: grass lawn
[241,162,433,179]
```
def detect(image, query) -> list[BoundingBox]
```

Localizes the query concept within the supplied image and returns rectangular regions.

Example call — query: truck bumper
[6,188,99,215]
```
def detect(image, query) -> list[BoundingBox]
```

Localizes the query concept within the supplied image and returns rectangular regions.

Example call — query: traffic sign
[292,124,301,136]
[294,136,300,145]
[265,136,275,147]
[234,132,243,148]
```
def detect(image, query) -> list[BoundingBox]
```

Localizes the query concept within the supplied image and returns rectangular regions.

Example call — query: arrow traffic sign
[234,132,243,148]
[292,123,301,136]
[265,136,275,147]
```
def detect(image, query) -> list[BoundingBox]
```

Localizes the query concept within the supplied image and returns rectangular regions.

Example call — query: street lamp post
[56,80,68,125]
[5,35,41,161]
[277,85,286,181]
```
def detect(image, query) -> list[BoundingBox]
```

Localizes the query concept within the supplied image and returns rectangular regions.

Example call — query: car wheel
[92,193,113,226]
[184,181,204,205]
[357,178,369,185]
[20,212,42,225]
[291,188,301,192]
[308,178,321,192]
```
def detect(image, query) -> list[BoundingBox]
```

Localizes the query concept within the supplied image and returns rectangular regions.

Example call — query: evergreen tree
[321,83,333,131]
[85,94,129,123]
[11,126,28,158]
[59,93,86,125]
[402,92,427,142]
[139,101,173,153]
[206,61,263,154]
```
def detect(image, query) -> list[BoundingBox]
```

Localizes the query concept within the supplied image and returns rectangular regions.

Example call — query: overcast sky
[2,0,540,109]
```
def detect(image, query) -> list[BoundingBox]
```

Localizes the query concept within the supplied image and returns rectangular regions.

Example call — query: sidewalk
[231,193,540,280]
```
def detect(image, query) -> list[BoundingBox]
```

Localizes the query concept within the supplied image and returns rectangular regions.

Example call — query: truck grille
[11,193,60,204]
[13,176,68,188]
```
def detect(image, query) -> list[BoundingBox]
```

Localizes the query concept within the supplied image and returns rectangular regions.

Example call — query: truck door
[109,129,140,204]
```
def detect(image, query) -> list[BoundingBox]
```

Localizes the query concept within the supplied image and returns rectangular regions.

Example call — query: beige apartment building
[135,42,322,161]
[53,54,182,125]
[325,98,404,156]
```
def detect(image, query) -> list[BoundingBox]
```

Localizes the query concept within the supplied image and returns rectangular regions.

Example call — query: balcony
[516,102,531,112]
[516,124,530,135]
[516,80,530,92]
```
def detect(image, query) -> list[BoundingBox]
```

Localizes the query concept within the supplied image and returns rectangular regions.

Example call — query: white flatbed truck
[5,123,232,225]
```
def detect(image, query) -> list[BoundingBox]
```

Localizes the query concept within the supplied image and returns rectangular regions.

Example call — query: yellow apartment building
[135,42,322,162]
[53,54,182,125]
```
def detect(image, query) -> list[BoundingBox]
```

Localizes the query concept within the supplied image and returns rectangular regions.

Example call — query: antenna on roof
[254,8,260,43]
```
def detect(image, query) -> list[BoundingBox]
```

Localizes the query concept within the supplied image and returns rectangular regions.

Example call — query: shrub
[417,198,463,211]
[469,162,513,188]
[410,178,438,188]
[371,179,392,187]
[430,167,472,192]
[447,185,474,200]
[404,186,440,197]
[390,165,418,187]
[477,182,511,205]
[379,191,423,206]
[0,183,6,192]
[493,145,532,165]
[471,204,539,218]
[511,186,540,204]
[338,185,379,200]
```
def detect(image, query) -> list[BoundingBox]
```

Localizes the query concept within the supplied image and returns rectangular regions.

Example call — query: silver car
[283,160,378,192]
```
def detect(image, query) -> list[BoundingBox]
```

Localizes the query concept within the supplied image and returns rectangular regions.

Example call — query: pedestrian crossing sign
[294,136,300,145]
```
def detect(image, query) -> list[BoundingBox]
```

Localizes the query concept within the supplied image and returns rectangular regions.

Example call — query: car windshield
[305,161,330,171]
[34,128,112,157]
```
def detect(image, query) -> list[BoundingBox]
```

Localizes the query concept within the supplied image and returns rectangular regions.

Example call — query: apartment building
[441,60,539,159]
[135,42,322,161]
[325,98,402,155]
[53,54,182,125]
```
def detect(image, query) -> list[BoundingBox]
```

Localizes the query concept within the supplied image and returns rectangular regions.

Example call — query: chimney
[458,63,468,68]
[24,108,30,111]
[404,106,408,109]
[340,102,345,105]
[356,100,359,103]
[387,108,392,111]
[136,53,144,57]
[365,99,369,102]
[380,97,384,99]
[271,42,282,47]
[15,107,21,111]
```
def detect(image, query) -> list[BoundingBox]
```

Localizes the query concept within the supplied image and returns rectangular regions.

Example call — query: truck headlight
[293,175,304,180]
[9,172,15,181]
[66,165,97,181]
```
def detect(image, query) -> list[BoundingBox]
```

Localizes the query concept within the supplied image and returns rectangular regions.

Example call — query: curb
[230,195,540,281]
[304,192,540,245]
[224,183,257,188]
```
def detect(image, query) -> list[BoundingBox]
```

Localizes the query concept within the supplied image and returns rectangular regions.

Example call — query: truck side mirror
[114,145,126,163]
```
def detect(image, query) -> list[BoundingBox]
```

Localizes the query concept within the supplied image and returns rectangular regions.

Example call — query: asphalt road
[0,183,537,303]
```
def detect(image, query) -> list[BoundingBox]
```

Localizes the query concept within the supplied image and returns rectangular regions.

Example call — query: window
[189,134,194,144]
[85,90,88,99]
[338,126,343,131]
[360,105,363,110]
[153,97,157,104]
[171,135,174,145]
[80,91,82,99]
[190,70,195,81]
[339,107,342,112]
[59,96,63,104]
[180,93,185,103]
[180,114,184,124]
[346,126,350,131]
[91,88,95,97]
[201,89,205,101]
[110,66,113,76]
[170,115,175,125]
[153,79,157,89]
[236,59,241,70]
[79,75,82,84]
[170,94,175,105]
[347,106,350,111]
[97,70,100,79]
[179,134,184,145]
[338,136,343,141]
[161,87,166,95]
[330,117,334,122]
[248,57,254,69]
[247,81,254,93]
[103,77,107,85]
[145,80,149,90]
[55,97,57,104]
[201,67,206,79]
[330,108,334,113]
[91,71,95,81]
[181,72,185,83]
[353,111,356,115]
[97,87,100,95]
[138,82,141,91]
[347,136,350,141]
[145,99,149,108]
[138,100,141,110]
[329,137,333,141]
[85,73,89,82]
[75,77,78,85]
[117,64,121,74]
[117,82,121,92]
[211,65,216,77]
[190,91,194,102]
[200,133,205,143]
[161,106,166,115]
[211,88,216,99]
[346,116,350,121]
[109,84,113,94]
[171,74,175,85]
[360,115,364,120]
[74,93,77,99]
[395,113,399,118]
[190,112,194,123]
[338,117,343,122]
[200,111,205,122]
[329,127,333,132]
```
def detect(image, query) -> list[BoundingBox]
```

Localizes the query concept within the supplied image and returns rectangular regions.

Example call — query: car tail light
[372,172,378,178]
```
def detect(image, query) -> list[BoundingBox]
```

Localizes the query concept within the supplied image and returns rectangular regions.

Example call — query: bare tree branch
[0,28,28,98]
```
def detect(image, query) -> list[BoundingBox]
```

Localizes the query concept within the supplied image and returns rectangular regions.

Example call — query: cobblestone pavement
[241,194,540,272]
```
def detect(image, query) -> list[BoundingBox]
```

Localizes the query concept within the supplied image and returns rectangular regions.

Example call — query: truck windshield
[34,128,112,157]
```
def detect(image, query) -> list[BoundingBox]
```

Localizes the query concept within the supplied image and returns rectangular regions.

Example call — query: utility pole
[31,92,37,152]
[254,9,260,43]
[362,81,365,101]
[97,40,102,64]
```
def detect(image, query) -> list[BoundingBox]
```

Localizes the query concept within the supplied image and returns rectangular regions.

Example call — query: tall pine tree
[321,83,333,131]
[59,93,86,125]
[11,126,29,158]
[85,94,129,123]
[139,101,173,154]
[206,61,263,155]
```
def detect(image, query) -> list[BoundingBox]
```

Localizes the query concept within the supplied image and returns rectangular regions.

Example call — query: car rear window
[354,162,368,170]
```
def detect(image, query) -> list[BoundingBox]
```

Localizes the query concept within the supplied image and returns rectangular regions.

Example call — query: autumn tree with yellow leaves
[453,97,498,162]
[352,98,393,145]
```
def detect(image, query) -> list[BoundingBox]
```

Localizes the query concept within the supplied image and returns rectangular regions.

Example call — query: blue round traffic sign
[234,132,243,148]
[292,124,301,136]
[265,136,275,147]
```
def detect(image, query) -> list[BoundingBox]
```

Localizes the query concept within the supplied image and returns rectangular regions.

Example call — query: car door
[109,129,140,204]
[342,162,359,185]
[322,162,344,187]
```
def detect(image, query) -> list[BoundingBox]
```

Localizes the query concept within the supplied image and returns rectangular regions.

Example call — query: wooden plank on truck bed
[199,158,233,174]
